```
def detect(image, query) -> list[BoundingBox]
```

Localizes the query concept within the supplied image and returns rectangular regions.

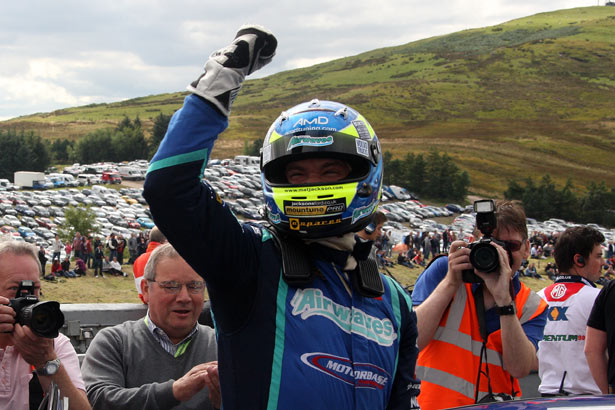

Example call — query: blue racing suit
[143,95,420,410]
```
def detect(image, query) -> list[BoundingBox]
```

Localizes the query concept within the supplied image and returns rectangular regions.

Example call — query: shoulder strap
[267,227,315,286]
[352,258,384,298]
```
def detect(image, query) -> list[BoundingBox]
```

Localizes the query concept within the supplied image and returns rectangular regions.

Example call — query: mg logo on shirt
[550,284,567,299]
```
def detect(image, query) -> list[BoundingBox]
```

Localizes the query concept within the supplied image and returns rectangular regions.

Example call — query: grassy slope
[2,7,615,196]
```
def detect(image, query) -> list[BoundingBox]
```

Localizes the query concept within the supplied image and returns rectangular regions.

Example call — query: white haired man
[82,243,219,409]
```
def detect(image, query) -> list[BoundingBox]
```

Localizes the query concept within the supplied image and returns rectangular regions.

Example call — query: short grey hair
[143,243,180,281]
[0,240,42,274]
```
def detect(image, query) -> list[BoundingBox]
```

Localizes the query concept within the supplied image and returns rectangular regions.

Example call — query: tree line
[505,175,615,227]
[0,114,172,180]
[383,150,470,202]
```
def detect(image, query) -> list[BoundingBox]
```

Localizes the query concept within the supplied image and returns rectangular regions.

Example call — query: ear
[141,278,150,304]
[574,254,586,267]
[522,239,530,260]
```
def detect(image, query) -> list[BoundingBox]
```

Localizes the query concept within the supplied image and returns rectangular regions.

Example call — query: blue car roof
[452,395,615,409]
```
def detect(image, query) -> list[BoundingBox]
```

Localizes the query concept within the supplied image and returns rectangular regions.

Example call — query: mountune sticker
[301,352,390,390]
[284,199,346,216]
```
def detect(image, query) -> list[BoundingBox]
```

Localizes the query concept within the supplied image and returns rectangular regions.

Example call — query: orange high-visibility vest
[416,283,546,410]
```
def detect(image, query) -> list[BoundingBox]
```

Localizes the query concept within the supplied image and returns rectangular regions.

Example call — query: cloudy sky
[0,0,600,121]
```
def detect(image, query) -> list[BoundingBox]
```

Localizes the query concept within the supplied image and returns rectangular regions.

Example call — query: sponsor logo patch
[289,218,300,230]
[353,120,371,140]
[543,334,585,342]
[262,144,272,165]
[267,210,281,224]
[284,199,346,216]
[300,352,390,390]
[550,284,568,299]
[547,306,568,321]
[356,139,369,158]
[287,135,334,151]
[351,202,376,224]
[291,288,397,346]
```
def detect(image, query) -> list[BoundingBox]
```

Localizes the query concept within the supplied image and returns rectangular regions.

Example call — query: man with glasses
[412,200,547,409]
[82,243,220,410]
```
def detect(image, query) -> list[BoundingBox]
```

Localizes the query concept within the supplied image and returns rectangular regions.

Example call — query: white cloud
[284,56,344,70]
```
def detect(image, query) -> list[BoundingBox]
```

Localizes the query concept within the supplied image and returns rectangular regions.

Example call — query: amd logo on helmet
[293,116,329,127]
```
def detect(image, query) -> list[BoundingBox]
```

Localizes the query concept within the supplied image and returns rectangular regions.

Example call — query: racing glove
[187,24,277,117]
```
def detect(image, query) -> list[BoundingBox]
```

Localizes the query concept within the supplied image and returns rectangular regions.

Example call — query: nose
[175,284,191,302]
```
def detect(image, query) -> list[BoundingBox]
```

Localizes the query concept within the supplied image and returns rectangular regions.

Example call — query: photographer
[413,200,547,409]
[0,241,90,409]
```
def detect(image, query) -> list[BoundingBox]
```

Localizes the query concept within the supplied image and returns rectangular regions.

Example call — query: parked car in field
[125,218,141,229]
[15,205,35,217]
[32,205,50,217]
[137,217,155,229]
[18,226,36,240]
[101,171,122,184]
[35,217,56,229]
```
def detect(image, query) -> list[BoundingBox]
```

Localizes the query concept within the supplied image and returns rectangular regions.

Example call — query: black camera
[462,200,513,283]
[8,280,65,338]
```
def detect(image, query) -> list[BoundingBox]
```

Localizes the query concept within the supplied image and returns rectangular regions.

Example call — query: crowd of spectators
[374,225,615,289]
[41,231,149,281]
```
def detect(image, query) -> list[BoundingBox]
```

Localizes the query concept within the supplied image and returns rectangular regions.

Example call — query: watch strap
[496,303,516,316]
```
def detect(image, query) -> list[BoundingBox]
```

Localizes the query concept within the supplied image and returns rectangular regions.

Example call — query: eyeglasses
[496,239,523,252]
[149,280,205,294]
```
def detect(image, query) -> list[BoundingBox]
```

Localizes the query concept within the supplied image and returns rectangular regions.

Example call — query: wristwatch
[496,303,516,316]
[36,358,61,376]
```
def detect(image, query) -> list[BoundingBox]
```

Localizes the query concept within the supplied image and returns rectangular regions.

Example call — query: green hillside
[2,6,615,196]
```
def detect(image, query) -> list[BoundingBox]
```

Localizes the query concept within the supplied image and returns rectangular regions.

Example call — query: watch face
[43,359,61,375]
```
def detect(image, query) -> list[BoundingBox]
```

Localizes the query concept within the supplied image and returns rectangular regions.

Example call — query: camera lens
[470,243,499,273]
[19,301,65,338]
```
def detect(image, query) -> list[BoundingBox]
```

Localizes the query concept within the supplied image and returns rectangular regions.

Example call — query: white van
[78,174,99,185]
[118,166,143,181]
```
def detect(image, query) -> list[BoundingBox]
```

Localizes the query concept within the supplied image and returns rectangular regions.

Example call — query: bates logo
[300,352,390,390]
